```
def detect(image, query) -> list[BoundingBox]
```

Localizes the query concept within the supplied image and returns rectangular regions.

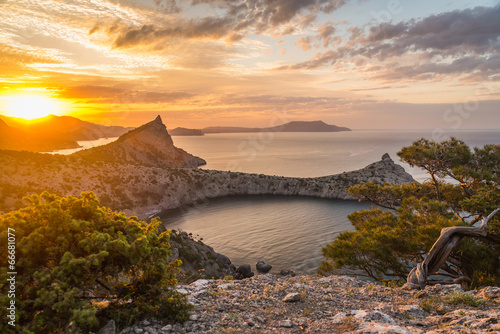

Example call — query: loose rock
[282,292,301,303]
[256,261,272,273]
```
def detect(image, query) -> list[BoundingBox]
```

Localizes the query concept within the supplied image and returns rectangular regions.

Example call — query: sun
[4,95,61,120]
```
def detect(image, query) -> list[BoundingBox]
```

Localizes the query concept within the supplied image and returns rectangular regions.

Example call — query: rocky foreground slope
[104,274,500,334]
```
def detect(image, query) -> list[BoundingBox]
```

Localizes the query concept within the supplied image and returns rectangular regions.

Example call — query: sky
[0,0,500,129]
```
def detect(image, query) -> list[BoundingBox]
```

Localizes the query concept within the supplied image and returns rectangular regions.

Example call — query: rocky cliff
[74,116,206,168]
[0,116,414,217]
[0,150,414,219]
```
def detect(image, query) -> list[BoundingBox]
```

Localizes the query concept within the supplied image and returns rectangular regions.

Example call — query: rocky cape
[0,116,413,219]
[74,116,206,168]
[102,274,500,334]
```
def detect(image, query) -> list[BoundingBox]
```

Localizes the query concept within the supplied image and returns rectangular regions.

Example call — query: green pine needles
[320,138,500,287]
[0,192,192,333]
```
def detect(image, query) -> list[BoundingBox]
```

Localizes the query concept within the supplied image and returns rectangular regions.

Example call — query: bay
[163,129,500,273]
[161,196,373,274]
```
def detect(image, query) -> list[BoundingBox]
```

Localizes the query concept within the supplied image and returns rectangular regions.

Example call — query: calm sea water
[161,129,500,273]
[172,129,500,182]
[46,137,119,155]
[161,196,374,273]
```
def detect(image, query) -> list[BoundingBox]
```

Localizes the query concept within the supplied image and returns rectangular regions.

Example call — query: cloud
[0,43,65,79]
[92,0,347,50]
[58,85,196,103]
[295,37,313,51]
[294,21,341,50]
[281,5,500,83]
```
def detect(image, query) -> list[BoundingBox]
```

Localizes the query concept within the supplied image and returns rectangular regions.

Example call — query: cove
[160,195,373,274]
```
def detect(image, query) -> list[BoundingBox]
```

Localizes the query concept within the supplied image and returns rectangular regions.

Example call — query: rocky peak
[116,115,173,146]
[381,153,392,161]
[74,116,206,168]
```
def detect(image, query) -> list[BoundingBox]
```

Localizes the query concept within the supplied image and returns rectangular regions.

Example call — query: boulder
[217,253,232,266]
[280,270,295,276]
[256,261,272,273]
[97,320,116,334]
[236,264,254,278]
[282,292,301,303]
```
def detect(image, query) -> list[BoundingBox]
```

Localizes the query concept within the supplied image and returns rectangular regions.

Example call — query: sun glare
[4,95,61,120]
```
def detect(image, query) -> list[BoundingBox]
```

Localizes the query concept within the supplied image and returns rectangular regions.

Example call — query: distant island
[169,120,351,136]
[168,127,205,136]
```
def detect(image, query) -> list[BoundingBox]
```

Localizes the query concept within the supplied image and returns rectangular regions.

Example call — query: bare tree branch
[405,208,500,289]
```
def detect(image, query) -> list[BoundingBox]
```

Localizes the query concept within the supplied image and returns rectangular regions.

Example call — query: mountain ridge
[0,117,79,152]
[0,114,133,141]
[0,114,133,152]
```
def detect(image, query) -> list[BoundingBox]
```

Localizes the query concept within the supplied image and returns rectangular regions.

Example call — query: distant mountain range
[0,114,133,152]
[169,120,351,136]
[0,118,79,152]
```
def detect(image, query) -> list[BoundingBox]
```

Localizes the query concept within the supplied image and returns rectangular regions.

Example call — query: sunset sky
[0,0,499,129]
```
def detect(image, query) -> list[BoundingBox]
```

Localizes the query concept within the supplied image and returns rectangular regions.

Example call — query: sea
[53,129,500,274]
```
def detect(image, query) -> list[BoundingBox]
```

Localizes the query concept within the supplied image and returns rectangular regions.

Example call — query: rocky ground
[107,274,500,334]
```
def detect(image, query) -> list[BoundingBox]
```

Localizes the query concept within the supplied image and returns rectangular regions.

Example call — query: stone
[477,286,500,300]
[256,261,272,273]
[332,312,347,324]
[351,310,395,324]
[236,264,254,278]
[280,270,295,276]
[355,323,412,333]
[397,305,428,318]
[255,316,266,324]
[160,324,172,332]
[217,253,232,266]
[279,320,293,328]
[190,279,210,289]
[282,292,301,302]
[97,320,116,334]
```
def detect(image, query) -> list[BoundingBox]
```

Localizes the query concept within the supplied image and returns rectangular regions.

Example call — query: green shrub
[443,291,487,307]
[0,192,192,333]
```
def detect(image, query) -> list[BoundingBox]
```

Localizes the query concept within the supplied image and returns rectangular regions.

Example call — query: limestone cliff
[73,115,206,168]
[0,115,415,218]
[0,150,414,219]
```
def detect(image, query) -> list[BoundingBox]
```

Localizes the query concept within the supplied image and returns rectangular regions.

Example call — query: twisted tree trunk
[406,208,500,289]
